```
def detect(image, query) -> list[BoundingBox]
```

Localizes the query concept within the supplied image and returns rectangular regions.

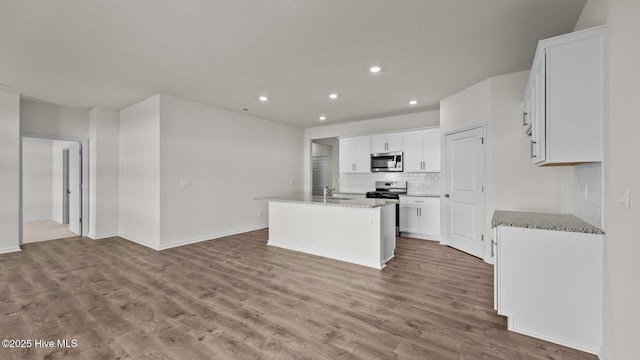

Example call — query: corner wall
[118,95,161,249]
[440,71,573,261]
[89,107,120,239]
[0,89,21,253]
[596,0,640,358]
[158,94,304,249]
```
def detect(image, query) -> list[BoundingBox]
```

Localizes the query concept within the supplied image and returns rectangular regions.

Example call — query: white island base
[267,200,396,269]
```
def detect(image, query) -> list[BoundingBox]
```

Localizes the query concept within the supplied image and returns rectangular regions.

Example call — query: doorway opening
[21,136,83,244]
[311,137,339,196]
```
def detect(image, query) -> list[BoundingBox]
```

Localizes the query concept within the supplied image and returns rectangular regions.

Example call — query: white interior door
[444,127,485,258]
[68,142,82,235]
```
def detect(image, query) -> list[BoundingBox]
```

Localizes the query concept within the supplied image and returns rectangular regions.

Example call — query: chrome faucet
[323,186,335,201]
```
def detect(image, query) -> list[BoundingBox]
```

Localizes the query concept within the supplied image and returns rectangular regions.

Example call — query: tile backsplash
[340,172,440,194]
[573,163,602,228]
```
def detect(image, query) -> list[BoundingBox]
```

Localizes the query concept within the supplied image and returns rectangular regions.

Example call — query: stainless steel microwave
[371,152,403,172]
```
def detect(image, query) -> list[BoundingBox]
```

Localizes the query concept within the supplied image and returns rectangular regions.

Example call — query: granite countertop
[492,210,604,234]
[401,193,441,198]
[256,195,398,208]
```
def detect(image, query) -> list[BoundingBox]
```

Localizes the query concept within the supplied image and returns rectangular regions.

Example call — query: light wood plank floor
[0,229,597,360]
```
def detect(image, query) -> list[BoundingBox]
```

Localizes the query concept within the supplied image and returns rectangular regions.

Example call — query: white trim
[19,133,90,242]
[158,225,268,250]
[23,217,54,223]
[598,350,608,360]
[88,233,118,240]
[508,318,601,356]
[117,233,159,251]
[0,246,22,255]
[267,242,383,270]
[400,232,440,241]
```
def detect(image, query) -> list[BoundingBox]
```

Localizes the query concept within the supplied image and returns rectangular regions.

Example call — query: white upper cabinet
[525,26,604,166]
[339,136,371,173]
[403,129,441,172]
[371,134,403,153]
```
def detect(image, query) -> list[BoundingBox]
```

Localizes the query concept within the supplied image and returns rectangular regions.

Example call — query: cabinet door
[339,138,356,173]
[399,205,420,233]
[423,131,441,172]
[386,134,403,152]
[418,204,440,236]
[532,56,547,164]
[354,136,371,173]
[371,135,388,153]
[403,132,424,172]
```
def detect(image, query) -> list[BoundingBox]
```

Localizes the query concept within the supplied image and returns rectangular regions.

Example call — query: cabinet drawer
[399,196,440,206]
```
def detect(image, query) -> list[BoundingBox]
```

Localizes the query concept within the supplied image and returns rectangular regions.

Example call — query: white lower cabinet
[494,226,603,354]
[399,197,440,240]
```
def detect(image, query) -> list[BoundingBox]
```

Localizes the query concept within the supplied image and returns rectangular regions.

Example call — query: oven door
[371,152,403,172]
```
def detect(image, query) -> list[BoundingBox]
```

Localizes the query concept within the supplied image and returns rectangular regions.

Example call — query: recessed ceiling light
[409,100,418,105]
[329,93,339,100]
[369,65,382,73]
[319,116,327,121]
[259,96,268,102]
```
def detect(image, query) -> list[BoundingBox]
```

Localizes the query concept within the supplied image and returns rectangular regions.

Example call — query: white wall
[0,89,21,253]
[89,107,120,238]
[586,0,640,358]
[440,71,573,261]
[158,94,304,249]
[22,138,54,222]
[118,95,161,249]
[20,99,89,139]
[304,111,440,194]
[51,140,75,223]
[574,0,608,31]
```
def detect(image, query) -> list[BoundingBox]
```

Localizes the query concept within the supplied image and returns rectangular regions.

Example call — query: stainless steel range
[366,181,406,235]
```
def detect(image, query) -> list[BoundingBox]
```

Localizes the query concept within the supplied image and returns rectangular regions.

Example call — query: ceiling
[0,0,586,128]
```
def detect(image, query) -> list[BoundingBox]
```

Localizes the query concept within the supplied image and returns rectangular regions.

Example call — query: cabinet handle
[491,239,497,257]
[523,112,528,126]
[416,208,419,216]
[531,141,537,159]
[419,208,422,216]
[415,200,424,203]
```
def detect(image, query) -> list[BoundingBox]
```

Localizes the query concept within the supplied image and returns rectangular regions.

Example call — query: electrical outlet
[584,185,589,199]
[619,188,630,210]
[180,179,190,187]
[258,210,263,217]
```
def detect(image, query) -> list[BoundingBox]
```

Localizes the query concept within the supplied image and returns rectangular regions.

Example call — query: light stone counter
[492,210,604,234]
[256,195,397,209]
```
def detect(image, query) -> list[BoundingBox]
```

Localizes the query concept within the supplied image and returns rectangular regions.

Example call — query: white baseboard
[507,320,600,356]
[0,246,22,255]
[23,217,53,223]
[158,225,268,251]
[267,241,382,269]
[400,232,440,241]
[88,233,118,240]
[598,349,608,360]
[117,233,160,251]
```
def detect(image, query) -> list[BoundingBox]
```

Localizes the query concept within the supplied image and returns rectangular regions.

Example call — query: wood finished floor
[0,229,597,360]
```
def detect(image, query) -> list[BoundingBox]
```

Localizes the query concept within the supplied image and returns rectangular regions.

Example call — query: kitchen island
[257,195,397,269]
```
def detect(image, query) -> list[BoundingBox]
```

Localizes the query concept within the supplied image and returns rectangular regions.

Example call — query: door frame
[440,123,488,262]
[19,133,89,245]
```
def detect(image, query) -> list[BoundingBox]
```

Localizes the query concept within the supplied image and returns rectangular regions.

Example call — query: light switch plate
[180,179,190,188]
[618,188,630,210]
